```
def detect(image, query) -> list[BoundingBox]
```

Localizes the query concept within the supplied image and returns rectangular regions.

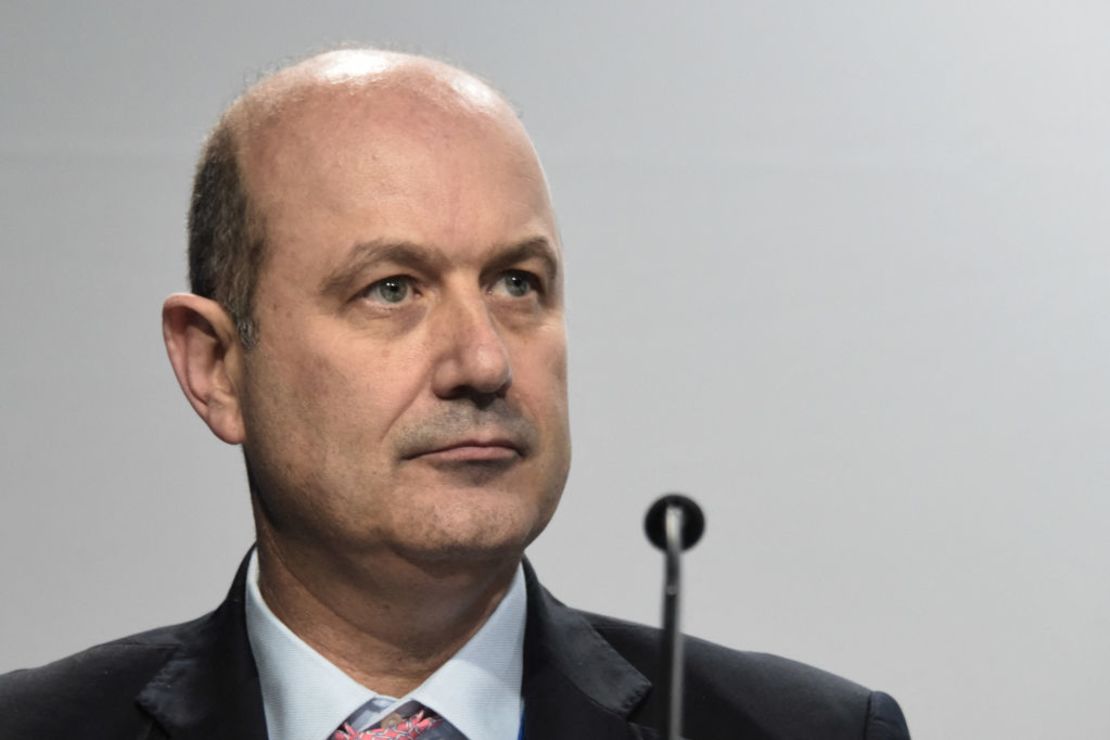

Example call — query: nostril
[471,391,501,410]
[439,377,510,406]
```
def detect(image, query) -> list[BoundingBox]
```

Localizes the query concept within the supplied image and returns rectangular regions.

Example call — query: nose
[430,294,513,404]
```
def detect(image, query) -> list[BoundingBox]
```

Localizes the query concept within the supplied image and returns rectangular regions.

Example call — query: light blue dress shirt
[244,552,526,740]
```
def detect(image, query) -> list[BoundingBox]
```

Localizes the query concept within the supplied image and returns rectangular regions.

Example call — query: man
[0,49,910,739]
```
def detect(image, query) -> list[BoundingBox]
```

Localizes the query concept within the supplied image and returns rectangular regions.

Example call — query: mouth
[405,438,524,464]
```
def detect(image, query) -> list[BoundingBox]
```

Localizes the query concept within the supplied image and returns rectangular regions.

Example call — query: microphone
[644,494,705,740]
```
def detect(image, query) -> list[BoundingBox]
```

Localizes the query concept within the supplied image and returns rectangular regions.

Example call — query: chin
[394,539,523,568]
[387,496,553,568]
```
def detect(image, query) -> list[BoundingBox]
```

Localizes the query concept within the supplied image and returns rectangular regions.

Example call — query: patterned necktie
[332,707,444,740]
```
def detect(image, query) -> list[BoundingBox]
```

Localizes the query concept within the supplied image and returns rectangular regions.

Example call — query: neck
[254,525,519,698]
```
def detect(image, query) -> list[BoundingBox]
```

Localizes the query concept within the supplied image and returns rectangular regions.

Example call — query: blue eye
[366,276,411,304]
[496,270,538,298]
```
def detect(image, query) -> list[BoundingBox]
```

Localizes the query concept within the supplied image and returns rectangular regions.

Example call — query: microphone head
[644,493,705,552]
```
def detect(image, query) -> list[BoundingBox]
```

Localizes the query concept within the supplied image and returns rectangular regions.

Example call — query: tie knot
[333,706,443,740]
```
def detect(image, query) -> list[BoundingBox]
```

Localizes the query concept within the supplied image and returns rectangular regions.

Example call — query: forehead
[237,71,557,280]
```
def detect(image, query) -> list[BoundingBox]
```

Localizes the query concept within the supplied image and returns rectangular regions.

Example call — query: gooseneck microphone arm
[661,504,685,740]
[644,494,705,740]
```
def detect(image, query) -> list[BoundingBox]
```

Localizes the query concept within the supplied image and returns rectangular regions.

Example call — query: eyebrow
[480,237,560,286]
[319,240,443,297]
[319,237,560,297]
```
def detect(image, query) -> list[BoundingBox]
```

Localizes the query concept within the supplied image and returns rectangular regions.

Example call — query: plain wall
[3,2,1109,737]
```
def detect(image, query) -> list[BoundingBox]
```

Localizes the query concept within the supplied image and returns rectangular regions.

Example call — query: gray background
[2,2,1108,737]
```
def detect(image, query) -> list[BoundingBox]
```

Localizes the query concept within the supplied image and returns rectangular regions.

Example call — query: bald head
[187,49,546,347]
[242,50,512,119]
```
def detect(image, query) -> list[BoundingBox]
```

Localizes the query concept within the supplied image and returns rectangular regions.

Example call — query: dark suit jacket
[0,555,909,739]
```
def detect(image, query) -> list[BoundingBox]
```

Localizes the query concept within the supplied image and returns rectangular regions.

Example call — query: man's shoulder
[586,608,864,693]
[578,609,907,738]
[0,616,205,735]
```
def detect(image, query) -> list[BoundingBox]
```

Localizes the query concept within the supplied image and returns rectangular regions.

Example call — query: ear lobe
[162,293,247,445]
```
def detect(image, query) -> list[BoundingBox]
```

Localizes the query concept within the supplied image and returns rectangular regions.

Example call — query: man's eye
[494,270,539,298]
[363,276,413,304]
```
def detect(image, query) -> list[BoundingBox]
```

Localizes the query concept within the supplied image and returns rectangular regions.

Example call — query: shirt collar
[244,550,526,740]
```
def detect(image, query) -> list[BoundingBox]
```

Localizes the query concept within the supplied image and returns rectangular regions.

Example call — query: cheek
[242,340,425,518]
[540,327,569,393]
[246,339,379,445]
[309,340,450,464]
[512,331,569,421]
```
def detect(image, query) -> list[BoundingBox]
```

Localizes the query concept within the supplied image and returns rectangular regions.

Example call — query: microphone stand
[645,494,705,740]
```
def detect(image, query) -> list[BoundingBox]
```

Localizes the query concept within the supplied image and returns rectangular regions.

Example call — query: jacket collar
[135,553,662,740]
[520,560,664,740]
[136,552,267,740]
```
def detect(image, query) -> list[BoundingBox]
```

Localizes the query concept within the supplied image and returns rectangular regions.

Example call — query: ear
[162,293,247,445]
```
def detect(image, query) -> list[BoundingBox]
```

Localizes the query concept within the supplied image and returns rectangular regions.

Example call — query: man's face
[236,82,570,567]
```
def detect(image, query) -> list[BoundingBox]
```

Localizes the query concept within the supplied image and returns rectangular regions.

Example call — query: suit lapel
[136,553,268,740]
[520,560,666,740]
